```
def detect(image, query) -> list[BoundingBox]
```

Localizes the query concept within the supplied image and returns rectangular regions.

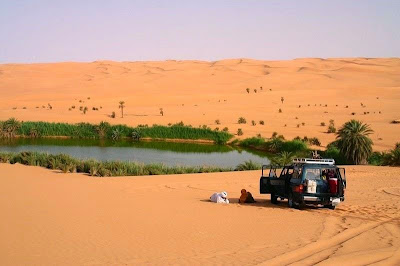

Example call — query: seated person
[210,191,229,204]
[327,169,335,179]
[239,189,256,203]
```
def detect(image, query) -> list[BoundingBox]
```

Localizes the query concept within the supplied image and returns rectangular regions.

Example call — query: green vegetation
[368,144,400,166]
[238,136,308,155]
[0,119,233,144]
[235,160,261,171]
[271,151,295,167]
[335,120,373,164]
[0,118,21,138]
[0,151,235,177]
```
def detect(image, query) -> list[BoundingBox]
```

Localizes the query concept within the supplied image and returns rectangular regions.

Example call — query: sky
[0,0,399,63]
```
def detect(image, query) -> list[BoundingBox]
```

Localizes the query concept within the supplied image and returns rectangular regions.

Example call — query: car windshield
[305,168,321,180]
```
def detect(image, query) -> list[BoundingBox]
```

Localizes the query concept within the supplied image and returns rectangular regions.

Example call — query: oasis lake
[0,139,270,168]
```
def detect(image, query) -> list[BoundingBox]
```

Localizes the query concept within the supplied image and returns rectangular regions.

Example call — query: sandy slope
[0,58,399,151]
[0,163,399,265]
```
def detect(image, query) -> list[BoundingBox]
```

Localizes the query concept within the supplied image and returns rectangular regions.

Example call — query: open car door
[336,168,346,197]
[260,165,277,194]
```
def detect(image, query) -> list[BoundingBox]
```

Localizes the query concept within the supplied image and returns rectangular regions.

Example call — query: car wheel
[324,204,336,210]
[288,193,294,208]
[271,192,278,204]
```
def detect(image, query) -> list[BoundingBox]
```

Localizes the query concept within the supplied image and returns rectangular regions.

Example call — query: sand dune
[0,163,399,265]
[1,58,400,150]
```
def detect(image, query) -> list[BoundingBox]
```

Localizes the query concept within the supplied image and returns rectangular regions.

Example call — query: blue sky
[0,0,399,63]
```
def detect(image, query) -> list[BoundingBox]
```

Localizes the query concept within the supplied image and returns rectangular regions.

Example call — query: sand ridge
[0,163,400,265]
[1,58,399,151]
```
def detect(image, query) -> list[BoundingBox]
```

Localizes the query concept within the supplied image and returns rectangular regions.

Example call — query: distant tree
[279,108,282,113]
[237,128,243,136]
[111,111,116,118]
[215,119,220,125]
[254,89,257,93]
[160,108,164,116]
[119,101,125,118]
[259,120,265,125]
[83,107,88,114]
[246,88,250,94]
[251,120,256,126]
[281,97,284,104]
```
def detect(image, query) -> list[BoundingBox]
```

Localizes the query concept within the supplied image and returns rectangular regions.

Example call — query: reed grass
[2,119,233,144]
[1,151,259,177]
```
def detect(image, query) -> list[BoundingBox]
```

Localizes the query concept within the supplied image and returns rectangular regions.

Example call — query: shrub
[239,137,265,147]
[259,120,264,125]
[309,137,321,146]
[238,117,247,124]
[251,120,256,126]
[321,146,348,165]
[235,160,261,171]
[215,119,220,125]
[111,112,116,118]
[320,122,326,126]
[382,145,400,166]
[278,108,282,113]
[222,127,229,132]
[327,119,336,133]
[246,88,250,93]
[237,128,243,136]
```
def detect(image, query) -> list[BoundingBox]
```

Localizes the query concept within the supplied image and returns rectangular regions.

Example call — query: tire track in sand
[257,217,399,266]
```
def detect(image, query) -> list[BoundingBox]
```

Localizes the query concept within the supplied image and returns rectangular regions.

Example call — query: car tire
[271,192,278,204]
[324,204,336,210]
[288,193,294,208]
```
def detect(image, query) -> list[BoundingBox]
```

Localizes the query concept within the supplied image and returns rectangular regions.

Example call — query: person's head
[221,191,228,199]
[241,189,247,195]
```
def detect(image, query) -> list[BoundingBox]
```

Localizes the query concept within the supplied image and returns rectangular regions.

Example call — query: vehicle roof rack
[293,158,335,165]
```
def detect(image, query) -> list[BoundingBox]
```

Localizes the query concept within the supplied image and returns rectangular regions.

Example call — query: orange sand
[1,58,399,151]
[0,163,399,265]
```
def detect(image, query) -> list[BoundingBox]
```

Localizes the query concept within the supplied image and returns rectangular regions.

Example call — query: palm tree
[119,101,125,118]
[383,148,400,166]
[271,151,295,167]
[336,120,373,164]
[3,118,21,138]
[96,121,110,138]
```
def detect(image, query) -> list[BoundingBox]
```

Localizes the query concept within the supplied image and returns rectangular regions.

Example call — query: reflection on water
[0,138,270,168]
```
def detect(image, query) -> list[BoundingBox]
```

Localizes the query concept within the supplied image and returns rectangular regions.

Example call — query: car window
[292,167,301,178]
[305,168,321,180]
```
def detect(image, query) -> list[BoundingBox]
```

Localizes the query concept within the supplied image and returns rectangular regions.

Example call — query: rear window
[305,168,321,180]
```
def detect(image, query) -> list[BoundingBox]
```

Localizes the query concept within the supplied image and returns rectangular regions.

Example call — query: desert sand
[0,163,399,265]
[1,58,399,151]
